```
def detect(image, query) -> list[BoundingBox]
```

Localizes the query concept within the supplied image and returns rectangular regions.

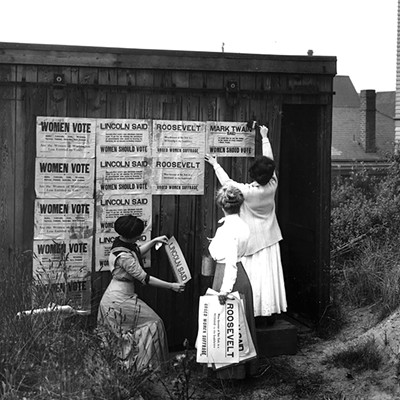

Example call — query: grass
[326,337,383,373]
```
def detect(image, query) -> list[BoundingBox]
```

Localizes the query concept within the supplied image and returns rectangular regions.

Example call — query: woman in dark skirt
[208,184,258,379]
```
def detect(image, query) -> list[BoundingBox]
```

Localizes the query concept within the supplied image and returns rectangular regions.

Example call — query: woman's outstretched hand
[259,125,269,139]
[205,154,218,167]
[170,282,186,293]
[154,235,169,245]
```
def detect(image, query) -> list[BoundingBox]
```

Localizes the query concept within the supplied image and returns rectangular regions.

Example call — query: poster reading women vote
[35,158,95,199]
[32,238,92,310]
[34,199,94,240]
[206,121,255,157]
[96,119,152,195]
[33,239,92,281]
[151,120,206,195]
[36,116,96,159]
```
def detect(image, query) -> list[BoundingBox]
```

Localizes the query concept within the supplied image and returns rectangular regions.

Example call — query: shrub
[330,157,400,314]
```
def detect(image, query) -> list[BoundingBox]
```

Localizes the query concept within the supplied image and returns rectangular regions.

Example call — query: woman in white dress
[208,184,258,379]
[205,125,287,323]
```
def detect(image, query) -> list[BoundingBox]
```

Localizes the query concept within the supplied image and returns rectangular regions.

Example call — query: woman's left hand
[205,154,218,167]
[218,291,229,305]
[170,282,186,293]
[154,235,168,245]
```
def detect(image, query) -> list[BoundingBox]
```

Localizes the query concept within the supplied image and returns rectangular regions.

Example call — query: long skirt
[212,261,258,379]
[97,279,168,371]
[242,242,287,317]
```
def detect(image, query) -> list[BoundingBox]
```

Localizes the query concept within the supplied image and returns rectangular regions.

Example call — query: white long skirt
[242,242,287,317]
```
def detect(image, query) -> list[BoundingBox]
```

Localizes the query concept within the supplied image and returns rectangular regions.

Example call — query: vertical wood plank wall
[0,59,334,347]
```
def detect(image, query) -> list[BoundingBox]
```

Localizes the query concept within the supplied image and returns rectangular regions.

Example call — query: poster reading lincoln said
[96,119,152,195]
[36,117,96,159]
[206,121,255,157]
[151,120,206,195]
[94,193,152,271]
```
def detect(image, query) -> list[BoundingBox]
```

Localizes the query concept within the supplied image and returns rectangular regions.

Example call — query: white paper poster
[96,193,152,233]
[35,158,95,199]
[206,121,255,157]
[36,117,96,158]
[34,199,94,240]
[151,120,206,195]
[33,238,92,281]
[96,156,151,194]
[196,294,240,364]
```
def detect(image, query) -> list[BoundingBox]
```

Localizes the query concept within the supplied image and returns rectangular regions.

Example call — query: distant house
[331,75,395,177]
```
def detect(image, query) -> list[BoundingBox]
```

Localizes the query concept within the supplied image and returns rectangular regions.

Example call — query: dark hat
[114,215,145,239]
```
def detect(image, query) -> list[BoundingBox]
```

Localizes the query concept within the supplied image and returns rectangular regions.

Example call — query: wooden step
[256,318,298,357]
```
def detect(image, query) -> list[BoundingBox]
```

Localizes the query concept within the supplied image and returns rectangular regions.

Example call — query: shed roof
[0,42,337,75]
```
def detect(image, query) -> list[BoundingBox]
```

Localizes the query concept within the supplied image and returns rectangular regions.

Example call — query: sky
[1,0,398,93]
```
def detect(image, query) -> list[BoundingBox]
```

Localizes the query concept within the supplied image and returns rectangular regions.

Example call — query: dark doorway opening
[278,104,322,321]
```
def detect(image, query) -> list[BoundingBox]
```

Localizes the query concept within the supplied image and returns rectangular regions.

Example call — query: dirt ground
[154,306,400,400]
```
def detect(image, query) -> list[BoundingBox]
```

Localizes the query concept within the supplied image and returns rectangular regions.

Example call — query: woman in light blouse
[208,184,258,379]
[206,125,287,324]
[98,215,185,371]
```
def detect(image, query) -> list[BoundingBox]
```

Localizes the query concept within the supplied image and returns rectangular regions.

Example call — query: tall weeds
[331,156,400,318]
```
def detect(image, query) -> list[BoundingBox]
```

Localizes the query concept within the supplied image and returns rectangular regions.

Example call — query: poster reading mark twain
[206,121,255,157]
[36,117,96,159]
[35,158,95,199]
[34,199,94,240]
[151,120,206,195]
[95,230,151,272]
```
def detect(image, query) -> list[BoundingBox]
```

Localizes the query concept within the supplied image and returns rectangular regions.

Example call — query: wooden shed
[0,42,336,348]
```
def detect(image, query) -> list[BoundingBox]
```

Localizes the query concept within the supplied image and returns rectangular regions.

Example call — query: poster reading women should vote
[35,158,95,199]
[206,121,255,157]
[36,117,96,159]
[96,119,152,195]
[151,120,206,195]
[34,199,94,240]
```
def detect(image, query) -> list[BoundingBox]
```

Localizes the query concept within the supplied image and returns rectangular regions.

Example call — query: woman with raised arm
[98,215,185,371]
[205,125,287,324]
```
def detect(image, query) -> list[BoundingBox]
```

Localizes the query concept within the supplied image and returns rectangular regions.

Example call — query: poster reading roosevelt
[36,116,96,159]
[206,121,255,157]
[151,120,206,195]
